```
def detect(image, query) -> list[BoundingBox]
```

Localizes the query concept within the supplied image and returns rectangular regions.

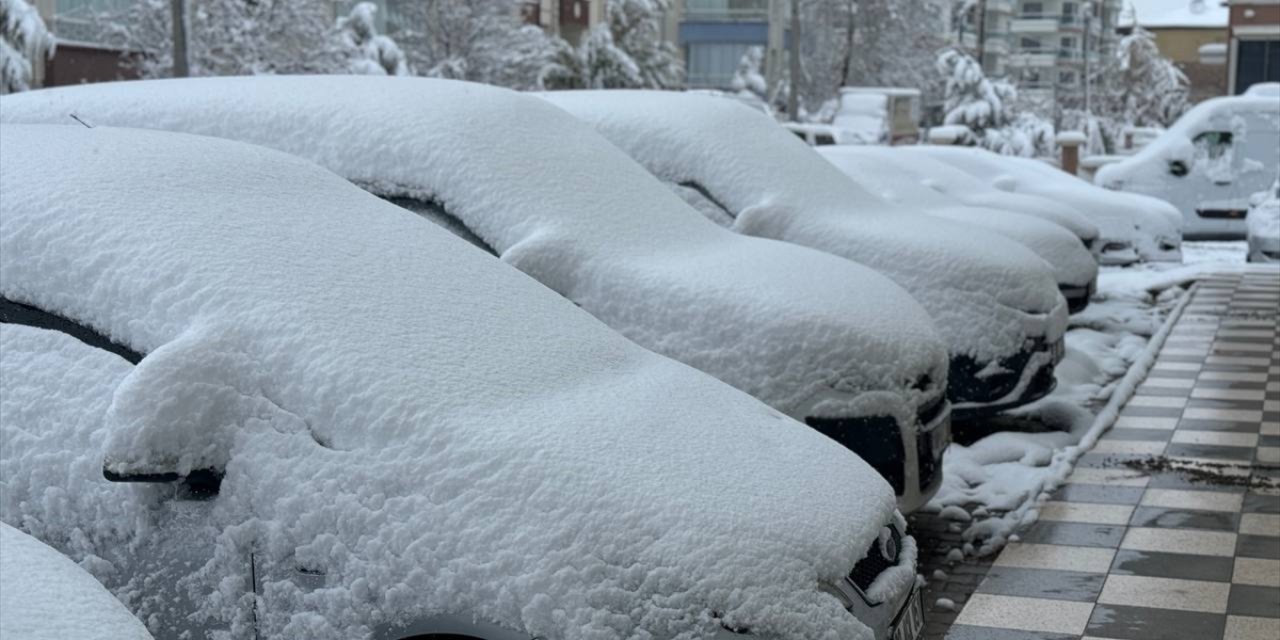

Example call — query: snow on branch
[1,0,54,94]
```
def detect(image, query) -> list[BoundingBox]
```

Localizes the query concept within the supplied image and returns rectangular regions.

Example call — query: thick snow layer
[907,146,1182,264]
[817,145,1098,287]
[539,90,1068,364]
[0,76,949,425]
[0,124,903,639]
[0,521,153,640]
[1120,0,1227,28]
[885,150,1100,242]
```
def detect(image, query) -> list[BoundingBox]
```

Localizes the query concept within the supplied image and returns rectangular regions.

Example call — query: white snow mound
[0,124,903,639]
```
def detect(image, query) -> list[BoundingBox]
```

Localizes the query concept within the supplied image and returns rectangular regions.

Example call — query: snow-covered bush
[1,0,53,94]
[731,46,767,99]
[100,0,344,77]
[338,2,410,76]
[936,48,1056,157]
[547,0,683,90]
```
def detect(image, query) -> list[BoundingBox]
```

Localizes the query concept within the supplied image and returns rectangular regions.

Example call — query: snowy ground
[921,241,1250,557]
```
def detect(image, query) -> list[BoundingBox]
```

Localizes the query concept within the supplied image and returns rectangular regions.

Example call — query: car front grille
[805,415,905,495]
[849,525,903,592]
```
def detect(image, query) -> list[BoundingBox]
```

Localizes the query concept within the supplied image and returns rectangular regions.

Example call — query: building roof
[1119,0,1229,29]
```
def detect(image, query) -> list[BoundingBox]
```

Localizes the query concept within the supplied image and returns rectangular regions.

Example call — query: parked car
[875,146,1102,250]
[1095,94,1280,239]
[0,76,952,511]
[905,146,1184,265]
[0,124,924,640]
[817,145,1099,313]
[1247,178,1280,263]
[539,90,1069,417]
[0,523,154,640]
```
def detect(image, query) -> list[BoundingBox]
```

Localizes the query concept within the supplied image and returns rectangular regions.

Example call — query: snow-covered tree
[548,0,683,90]
[339,2,410,76]
[937,47,1012,131]
[388,0,566,89]
[101,0,345,78]
[1,0,54,94]
[1107,26,1189,127]
[794,0,945,113]
[936,48,1055,157]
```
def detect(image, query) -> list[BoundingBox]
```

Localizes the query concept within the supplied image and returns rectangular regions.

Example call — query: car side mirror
[1169,160,1189,177]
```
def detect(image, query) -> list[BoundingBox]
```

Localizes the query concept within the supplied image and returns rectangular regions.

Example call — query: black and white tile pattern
[947,266,1280,640]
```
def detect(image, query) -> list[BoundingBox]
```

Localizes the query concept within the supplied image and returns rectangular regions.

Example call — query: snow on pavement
[924,242,1249,556]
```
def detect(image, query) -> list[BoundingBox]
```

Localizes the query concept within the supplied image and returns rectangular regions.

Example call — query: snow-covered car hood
[817,145,1098,288]
[905,146,1182,263]
[538,90,1065,363]
[0,76,947,422]
[0,522,154,640]
[906,155,1101,243]
[0,125,906,639]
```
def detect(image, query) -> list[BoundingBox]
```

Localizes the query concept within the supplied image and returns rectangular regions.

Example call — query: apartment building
[952,0,1123,107]
[661,0,787,89]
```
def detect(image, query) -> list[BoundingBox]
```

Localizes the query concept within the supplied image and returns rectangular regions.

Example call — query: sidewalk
[944,265,1280,640]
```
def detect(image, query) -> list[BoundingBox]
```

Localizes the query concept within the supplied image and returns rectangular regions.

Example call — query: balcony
[1010,14,1059,33]
[684,0,770,22]
[1008,48,1059,67]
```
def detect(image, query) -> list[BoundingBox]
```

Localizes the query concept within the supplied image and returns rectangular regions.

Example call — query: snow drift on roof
[1120,0,1227,29]
[0,75,948,422]
[0,124,901,639]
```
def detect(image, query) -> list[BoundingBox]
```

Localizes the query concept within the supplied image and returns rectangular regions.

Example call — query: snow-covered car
[874,145,1102,251]
[817,145,1100,313]
[1247,178,1280,263]
[0,124,925,640]
[905,145,1183,265]
[1095,94,1280,239]
[0,76,952,512]
[540,90,1069,417]
[0,523,154,640]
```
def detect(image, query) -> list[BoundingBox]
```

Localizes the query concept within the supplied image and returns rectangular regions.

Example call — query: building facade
[1227,0,1280,93]
[662,0,787,90]
[951,0,1124,108]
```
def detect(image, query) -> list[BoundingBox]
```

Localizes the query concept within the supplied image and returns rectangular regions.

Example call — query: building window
[1021,2,1044,17]
[1021,37,1043,51]
[1235,40,1280,95]
[1059,70,1077,85]
[686,42,753,89]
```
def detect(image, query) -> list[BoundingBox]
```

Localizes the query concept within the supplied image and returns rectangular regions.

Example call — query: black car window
[0,296,143,364]
[384,196,499,257]
[1193,131,1233,160]
[670,180,737,228]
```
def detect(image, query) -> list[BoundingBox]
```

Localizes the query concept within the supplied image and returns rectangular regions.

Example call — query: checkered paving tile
[946,267,1280,640]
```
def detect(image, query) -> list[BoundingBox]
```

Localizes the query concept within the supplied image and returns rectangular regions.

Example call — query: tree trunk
[171,0,189,77]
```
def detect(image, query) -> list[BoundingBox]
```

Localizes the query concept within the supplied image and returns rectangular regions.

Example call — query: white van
[1095,95,1280,239]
